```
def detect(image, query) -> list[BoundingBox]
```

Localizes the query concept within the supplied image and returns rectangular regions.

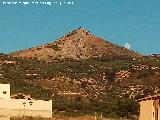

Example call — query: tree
[112,97,140,118]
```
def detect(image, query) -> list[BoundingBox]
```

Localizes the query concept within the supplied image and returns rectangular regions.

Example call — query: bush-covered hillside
[0,54,160,118]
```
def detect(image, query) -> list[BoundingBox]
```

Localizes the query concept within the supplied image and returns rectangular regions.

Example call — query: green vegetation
[112,98,139,118]
[0,54,160,119]
[51,94,139,118]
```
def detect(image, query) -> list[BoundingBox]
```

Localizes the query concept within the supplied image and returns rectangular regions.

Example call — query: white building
[0,84,52,118]
[0,84,10,99]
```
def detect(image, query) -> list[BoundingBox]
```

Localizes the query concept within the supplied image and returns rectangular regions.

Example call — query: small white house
[0,84,10,99]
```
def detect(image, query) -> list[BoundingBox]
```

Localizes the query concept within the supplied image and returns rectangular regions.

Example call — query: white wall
[0,84,52,118]
[0,109,52,118]
[0,84,10,99]
[0,117,10,120]
[0,99,52,111]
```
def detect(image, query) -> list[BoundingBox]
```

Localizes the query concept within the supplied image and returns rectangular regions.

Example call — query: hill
[1,29,159,118]
[0,53,160,117]
[9,28,141,62]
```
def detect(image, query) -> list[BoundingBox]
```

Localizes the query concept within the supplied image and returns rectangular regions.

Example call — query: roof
[138,95,160,102]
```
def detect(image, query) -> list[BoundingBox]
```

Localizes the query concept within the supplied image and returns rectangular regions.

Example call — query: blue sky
[0,0,160,55]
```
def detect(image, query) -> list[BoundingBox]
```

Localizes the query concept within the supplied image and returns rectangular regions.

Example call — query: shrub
[112,98,140,118]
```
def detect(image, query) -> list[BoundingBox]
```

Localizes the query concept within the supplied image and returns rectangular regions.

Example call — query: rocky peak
[62,27,91,39]
[9,28,142,62]
[74,27,91,35]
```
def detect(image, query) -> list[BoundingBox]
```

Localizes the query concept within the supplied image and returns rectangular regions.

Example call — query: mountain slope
[1,53,160,101]
[0,52,160,117]
[9,28,142,62]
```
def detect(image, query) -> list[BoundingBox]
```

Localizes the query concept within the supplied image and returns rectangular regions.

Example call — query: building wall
[0,84,10,99]
[0,109,52,118]
[0,99,52,112]
[139,100,155,120]
[0,83,52,118]
[158,107,160,120]
[0,117,10,120]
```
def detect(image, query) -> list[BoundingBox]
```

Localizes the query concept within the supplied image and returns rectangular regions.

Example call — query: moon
[123,42,131,49]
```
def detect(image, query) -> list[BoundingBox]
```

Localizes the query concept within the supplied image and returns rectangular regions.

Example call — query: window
[3,91,7,94]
